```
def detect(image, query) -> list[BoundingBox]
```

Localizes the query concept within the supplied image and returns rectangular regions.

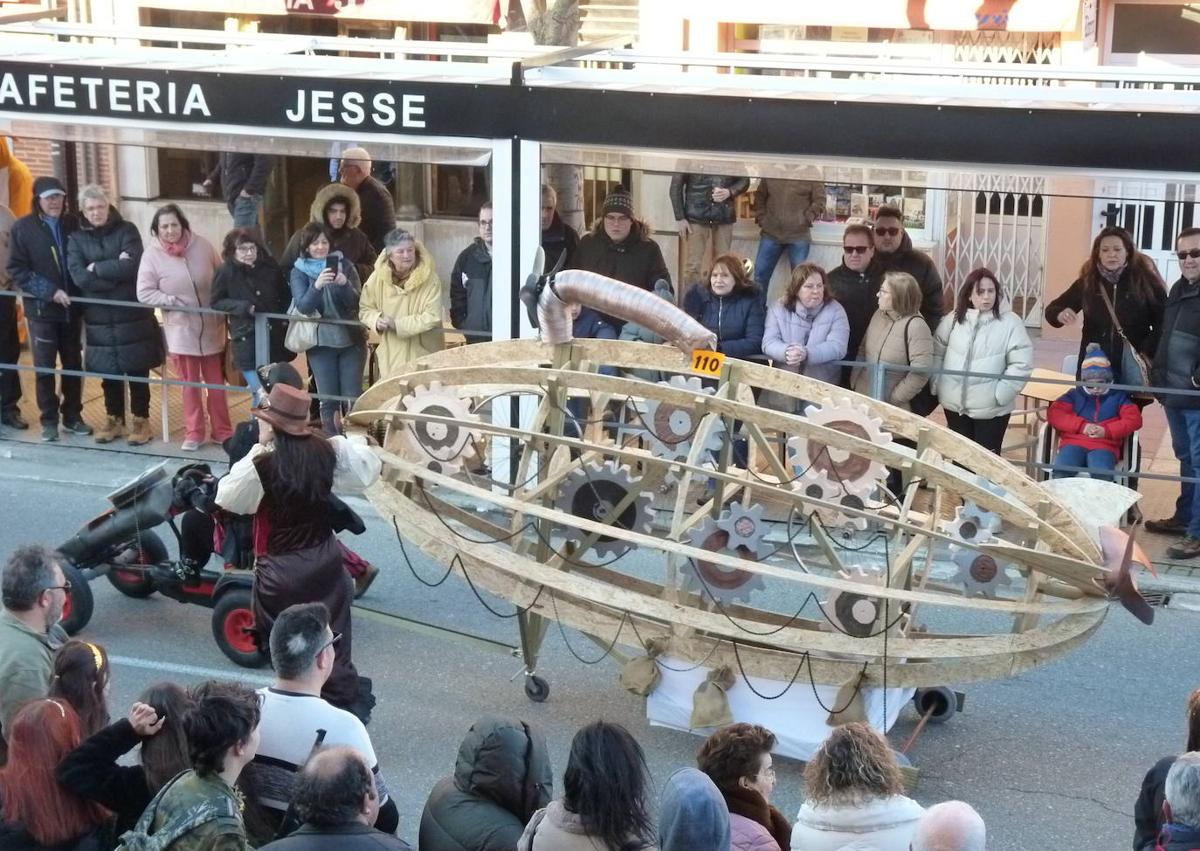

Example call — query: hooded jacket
[852,310,934,410]
[875,232,945,330]
[659,768,730,851]
[1136,755,1175,851]
[359,242,443,378]
[135,232,225,357]
[65,207,163,376]
[790,794,924,851]
[8,199,79,323]
[281,183,374,281]
[0,138,33,218]
[419,716,553,851]
[1152,276,1200,409]
[683,285,766,360]
[450,237,492,339]
[753,179,825,244]
[669,174,750,226]
[932,307,1033,419]
[1048,386,1141,458]
[212,254,294,370]
[762,298,849,386]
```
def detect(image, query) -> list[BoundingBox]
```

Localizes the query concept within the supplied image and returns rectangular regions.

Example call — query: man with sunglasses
[1148,227,1200,558]
[244,602,397,839]
[828,222,882,387]
[871,205,945,330]
[0,544,68,754]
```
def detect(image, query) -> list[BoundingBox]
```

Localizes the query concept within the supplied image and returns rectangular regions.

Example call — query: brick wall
[12,137,57,181]
[11,138,119,200]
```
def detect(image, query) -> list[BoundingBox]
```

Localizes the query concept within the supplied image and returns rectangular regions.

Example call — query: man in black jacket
[338,147,395,252]
[872,205,944,330]
[6,176,91,441]
[669,172,749,297]
[450,203,493,344]
[203,152,274,230]
[259,747,410,851]
[827,222,883,387]
[1148,226,1200,558]
[540,183,578,272]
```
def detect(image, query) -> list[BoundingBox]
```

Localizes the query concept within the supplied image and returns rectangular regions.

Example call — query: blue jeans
[307,344,366,435]
[230,194,263,228]
[1165,406,1200,535]
[753,236,811,292]
[1053,444,1117,482]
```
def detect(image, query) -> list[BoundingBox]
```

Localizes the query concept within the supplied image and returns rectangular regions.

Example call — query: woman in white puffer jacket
[933,267,1034,455]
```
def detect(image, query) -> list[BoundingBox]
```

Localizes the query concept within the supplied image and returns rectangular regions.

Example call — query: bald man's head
[911,801,986,851]
[294,746,378,828]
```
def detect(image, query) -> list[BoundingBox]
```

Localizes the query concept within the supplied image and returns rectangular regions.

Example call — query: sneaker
[93,416,125,445]
[353,562,380,599]
[62,418,94,436]
[1146,516,1188,535]
[1,409,28,430]
[1166,536,1200,560]
[41,423,58,442]
[180,438,202,452]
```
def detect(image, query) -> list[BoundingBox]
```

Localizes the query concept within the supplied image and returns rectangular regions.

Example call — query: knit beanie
[1080,342,1113,383]
[601,185,634,217]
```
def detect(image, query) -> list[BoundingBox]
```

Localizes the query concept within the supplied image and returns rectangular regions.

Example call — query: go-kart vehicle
[55,461,266,667]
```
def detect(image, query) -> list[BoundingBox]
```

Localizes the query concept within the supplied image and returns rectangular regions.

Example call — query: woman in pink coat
[698,723,791,851]
[136,204,231,450]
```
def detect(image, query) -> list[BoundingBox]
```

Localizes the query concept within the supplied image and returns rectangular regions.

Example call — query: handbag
[284,301,320,354]
[902,317,939,416]
[1096,283,1153,400]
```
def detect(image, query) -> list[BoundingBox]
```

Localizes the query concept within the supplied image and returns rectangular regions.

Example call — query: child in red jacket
[1048,343,1142,481]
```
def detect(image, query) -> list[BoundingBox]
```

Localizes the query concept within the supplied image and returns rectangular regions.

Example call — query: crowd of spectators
[0,541,1003,850]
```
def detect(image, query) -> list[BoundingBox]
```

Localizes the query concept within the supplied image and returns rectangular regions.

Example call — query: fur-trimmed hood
[309,182,362,230]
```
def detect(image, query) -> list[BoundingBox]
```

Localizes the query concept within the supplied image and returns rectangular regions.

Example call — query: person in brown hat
[215,382,383,721]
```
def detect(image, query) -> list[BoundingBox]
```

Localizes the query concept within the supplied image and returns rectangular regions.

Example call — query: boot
[94,416,125,444]
[127,416,153,446]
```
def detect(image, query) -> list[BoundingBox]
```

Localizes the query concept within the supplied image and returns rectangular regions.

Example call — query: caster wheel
[524,675,550,703]
[912,686,958,724]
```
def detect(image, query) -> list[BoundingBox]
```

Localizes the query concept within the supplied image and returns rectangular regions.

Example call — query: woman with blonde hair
[359,228,443,379]
[851,271,934,412]
[790,722,923,850]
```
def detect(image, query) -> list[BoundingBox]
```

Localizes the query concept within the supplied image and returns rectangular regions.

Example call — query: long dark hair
[150,203,190,236]
[266,429,336,505]
[139,682,195,793]
[49,639,111,738]
[954,267,1004,324]
[1080,226,1165,307]
[562,721,655,851]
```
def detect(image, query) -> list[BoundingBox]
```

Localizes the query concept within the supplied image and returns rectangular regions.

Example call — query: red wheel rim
[223,608,257,654]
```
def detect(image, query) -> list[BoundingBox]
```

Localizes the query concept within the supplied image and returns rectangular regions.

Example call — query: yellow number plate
[691,349,725,377]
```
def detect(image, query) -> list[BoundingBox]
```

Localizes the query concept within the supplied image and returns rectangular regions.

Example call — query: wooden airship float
[346,258,1154,736]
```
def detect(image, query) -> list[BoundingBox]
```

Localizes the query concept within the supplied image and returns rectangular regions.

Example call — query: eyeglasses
[318,632,342,655]
[234,244,258,255]
[843,245,870,254]
[478,220,494,229]
[44,581,72,594]
[1177,249,1200,261]
[874,226,901,237]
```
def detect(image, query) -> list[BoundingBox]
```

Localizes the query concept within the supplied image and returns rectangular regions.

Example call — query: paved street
[0,437,1194,850]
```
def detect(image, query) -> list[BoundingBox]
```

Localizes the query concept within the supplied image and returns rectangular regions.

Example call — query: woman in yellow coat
[359,228,444,378]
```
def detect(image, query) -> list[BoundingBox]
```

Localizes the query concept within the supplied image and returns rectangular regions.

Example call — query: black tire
[524,674,550,703]
[106,531,168,599]
[59,562,94,635]
[912,686,958,724]
[211,588,269,669]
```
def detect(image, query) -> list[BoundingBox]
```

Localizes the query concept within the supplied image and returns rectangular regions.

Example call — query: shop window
[431,166,489,217]
[139,9,229,48]
[1111,4,1200,55]
[157,148,217,201]
[582,167,630,228]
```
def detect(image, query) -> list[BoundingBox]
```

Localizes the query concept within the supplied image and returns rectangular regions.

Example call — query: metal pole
[254,311,270,373]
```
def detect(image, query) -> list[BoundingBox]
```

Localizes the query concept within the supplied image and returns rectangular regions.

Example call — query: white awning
[686,0,1081,32]
[138,0,509,26]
